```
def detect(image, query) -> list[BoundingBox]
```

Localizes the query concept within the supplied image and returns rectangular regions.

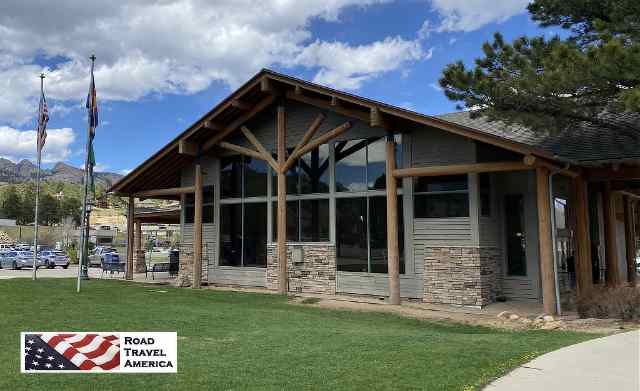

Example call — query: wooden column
[623,196,637,285]
[385,136,400,305]
[126,196,134,280]
[602,181,621,286]
[573,177,593,297]
[536,167,558,315]
[192,163,203,288]
[277,105,288,294]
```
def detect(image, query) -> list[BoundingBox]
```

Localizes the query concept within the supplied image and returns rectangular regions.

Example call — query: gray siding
[227,100,385,152]
[414,218,474,246]
[336,272,423,298]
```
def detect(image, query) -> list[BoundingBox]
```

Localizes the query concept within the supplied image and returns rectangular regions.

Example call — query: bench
[150,262,170,280]
[101,260,126,278]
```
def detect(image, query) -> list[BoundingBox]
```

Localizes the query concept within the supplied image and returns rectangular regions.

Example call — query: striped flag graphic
[24,333,120,371]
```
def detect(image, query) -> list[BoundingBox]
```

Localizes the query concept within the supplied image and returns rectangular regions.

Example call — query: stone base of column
[134,250,146,273]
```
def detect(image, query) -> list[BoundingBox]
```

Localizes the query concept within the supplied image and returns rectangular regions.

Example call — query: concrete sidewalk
[486,330,640,390]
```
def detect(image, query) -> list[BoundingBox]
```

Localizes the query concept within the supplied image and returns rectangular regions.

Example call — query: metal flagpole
[77,54,96,293]
[33,73,45,281]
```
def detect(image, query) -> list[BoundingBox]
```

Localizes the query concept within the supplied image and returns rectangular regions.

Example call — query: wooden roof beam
[134,186,196,198]
[218,141,264,160]
[231,99,252,111]
[240,126,280,172]
[203,120,222,131]
[202,95,275,151]
[286,90,369,122]
[370,107,389,129]
[393,161,530,178]
[178,140,198,156]
[284,121,352,172]
[523,155,579,178]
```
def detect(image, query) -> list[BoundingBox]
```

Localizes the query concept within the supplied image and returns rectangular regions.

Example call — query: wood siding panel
[414,218,474,246]
[336,272,423,298]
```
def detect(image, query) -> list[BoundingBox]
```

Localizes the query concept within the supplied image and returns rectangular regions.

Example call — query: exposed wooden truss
[393,161,530,178]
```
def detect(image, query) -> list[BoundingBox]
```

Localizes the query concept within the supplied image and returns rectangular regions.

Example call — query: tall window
[184,185,214,224]
[413,175,469,218]
[271,144,330,243]
[335,135,404,273]
[219,156,268,267]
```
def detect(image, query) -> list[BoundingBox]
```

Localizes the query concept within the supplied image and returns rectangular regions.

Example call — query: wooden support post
[602,181,621,286]
[386,136,400,305]
[126,196,134,280]
[623,196,637,285]
[192,163,203,288]
[536,167,558,315]
[573,177,593,297]
[277,105,287,294]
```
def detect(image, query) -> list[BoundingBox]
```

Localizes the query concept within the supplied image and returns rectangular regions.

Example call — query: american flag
[37,89,49,152]
[24,333,120,371]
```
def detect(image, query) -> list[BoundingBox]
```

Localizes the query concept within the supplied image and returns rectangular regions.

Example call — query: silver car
[0,251,20,269]
[40,250,70,269]
[14,251,46,269]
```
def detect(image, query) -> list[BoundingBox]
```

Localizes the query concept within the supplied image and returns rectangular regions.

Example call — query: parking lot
[0,264,103,279]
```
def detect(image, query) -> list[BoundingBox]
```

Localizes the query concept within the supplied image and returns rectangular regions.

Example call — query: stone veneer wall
[266,244,336,294]
[175,248,193,287]
[424,247,502,307]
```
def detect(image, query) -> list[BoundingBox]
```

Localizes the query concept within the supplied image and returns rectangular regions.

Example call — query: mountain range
[0,158,122,189]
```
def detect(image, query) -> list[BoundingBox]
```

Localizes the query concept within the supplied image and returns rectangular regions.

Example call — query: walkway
[486,330,640,391]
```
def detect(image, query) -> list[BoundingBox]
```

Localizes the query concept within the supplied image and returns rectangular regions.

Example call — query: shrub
[577,285,640,320]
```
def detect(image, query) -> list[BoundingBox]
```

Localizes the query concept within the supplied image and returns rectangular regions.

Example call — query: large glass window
[219,155,267,267]
[414,175,469,218]
[273,145,330,195]
[273,199,330,242]
[336,196,404,273]
[335,136,402,192]
[243,202,268,267]
[184,185,214,224]
[221,156,242,199]
[219,204,242,266]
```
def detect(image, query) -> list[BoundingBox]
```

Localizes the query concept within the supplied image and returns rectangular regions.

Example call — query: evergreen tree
[439,0,640,133]
[2,185,22,221]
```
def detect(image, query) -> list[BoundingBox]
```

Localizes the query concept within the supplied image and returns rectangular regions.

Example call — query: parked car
[0,243,15,251]
[0,251,19,269]
[39,250,70,269]
[88,247,120,267]
[6,251,45,269]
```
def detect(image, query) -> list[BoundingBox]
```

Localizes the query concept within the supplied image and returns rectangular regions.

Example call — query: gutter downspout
[548,163,570,316]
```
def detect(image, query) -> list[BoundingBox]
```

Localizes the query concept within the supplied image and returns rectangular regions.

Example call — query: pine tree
[439,0,640,133]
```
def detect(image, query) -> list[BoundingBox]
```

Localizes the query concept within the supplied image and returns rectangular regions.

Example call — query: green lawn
[0,279,595,391]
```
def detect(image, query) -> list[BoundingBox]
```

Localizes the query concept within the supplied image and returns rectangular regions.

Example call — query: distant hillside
[0,159,122,189]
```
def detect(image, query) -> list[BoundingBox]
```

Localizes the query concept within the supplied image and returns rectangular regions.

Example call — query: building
[110,69,640,315]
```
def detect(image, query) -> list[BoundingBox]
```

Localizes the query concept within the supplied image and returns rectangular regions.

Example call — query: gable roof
[110,68,638,195]
[437,111,640,165]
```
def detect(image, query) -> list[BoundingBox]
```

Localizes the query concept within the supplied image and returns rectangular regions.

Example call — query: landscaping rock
[497,311,514,320]
[543,315,555,322]
[508,314,520,321]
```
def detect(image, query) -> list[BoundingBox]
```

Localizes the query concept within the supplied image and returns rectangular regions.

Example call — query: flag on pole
[37,88,49,152]
[85,65,98,195]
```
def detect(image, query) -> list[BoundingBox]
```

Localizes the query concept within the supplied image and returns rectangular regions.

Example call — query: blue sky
[0,1,558,175]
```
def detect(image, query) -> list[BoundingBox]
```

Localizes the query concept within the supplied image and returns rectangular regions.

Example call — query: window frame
[413,174,470,219]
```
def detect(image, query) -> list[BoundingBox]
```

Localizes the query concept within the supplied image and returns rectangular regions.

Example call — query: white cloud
[118,168,132,175]
[294,37,425,89]
[429,0,529,32]
[0,126,75,163]
[0,0,429,125]
[429,82,442,91]
[93,163,109,172]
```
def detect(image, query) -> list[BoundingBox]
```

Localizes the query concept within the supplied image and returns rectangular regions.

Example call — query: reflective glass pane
[243,202,267,267]
[219,204,242,266]
[221,156,242,198]
[369,196,405,274]
[414,175,468,193]
[300,144,330,194]
[335,139,366,192]
[300,199,329,242]
[336,197,368,272]
[272,149,298,195]
[367,138,386,190]
[244,157,268,198]
[414,193,469,218]
[272,201,299,242]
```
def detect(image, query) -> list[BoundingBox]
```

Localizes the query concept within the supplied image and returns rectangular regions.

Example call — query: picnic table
[100,260,126,278]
